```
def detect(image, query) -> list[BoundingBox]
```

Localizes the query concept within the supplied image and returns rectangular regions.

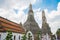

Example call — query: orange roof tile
[0,16,25,34]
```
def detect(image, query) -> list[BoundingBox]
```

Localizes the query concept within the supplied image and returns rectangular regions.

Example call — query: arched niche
[26,31,34,40]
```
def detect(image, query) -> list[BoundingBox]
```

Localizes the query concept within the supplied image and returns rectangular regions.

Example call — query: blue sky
[24,0,60,14]
[0,0,60,34]
[34,0,60,10]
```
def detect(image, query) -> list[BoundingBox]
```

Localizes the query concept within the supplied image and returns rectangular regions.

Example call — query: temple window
[14,35,16,40]
[0,34,1,40]
[19,36,20,40]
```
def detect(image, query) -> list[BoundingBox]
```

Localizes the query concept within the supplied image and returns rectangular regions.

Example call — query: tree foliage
[56,28,60,36]
[4,30,13,40]
[22,34,27,40]
[28,33,32,40]
[37,31,41,40]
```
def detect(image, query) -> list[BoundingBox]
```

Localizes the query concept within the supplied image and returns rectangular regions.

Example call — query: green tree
[56,28,60,39]
[4,30,13,40]
[37,31,41,40]
[28,33,32,40]
[22,34,26,40]
[56,28,60,35]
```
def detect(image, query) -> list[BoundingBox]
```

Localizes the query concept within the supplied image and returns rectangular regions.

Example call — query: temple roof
[0,16,25,34]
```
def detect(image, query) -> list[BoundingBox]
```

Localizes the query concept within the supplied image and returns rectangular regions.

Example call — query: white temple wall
[0,32,24,40]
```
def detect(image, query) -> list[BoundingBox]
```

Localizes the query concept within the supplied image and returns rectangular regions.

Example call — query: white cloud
[7,0,36,10]
[0,0,60,34]
[34,2,60,34]
[0,8,27,24]
[57,2,60,10]
[34,8,42,28]
[0,0,36,24]
[0,0,36,10]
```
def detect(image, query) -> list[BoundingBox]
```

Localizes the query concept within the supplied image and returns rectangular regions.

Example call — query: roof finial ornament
[29,3,32,10]
[42,10,47,23]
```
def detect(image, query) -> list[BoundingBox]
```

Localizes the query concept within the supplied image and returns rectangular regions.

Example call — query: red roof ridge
[0,16,19,25]
[0,16,25,34]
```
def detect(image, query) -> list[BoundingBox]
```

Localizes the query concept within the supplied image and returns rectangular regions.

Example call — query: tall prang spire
[23,4,41,40]
[23,3,40,34]
[27,3,34,22]
[29,3,32,10]
[42,10,47,24]
[28,3,34,16]
[42,10,52,35]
